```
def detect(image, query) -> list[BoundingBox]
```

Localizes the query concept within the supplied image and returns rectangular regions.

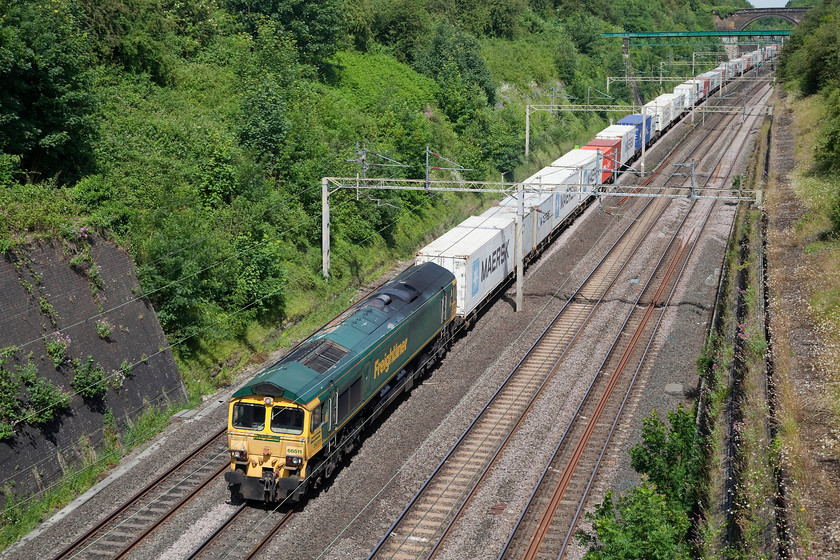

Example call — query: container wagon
[581,138,621,183]
[595,124,636,166]
[617,114,653,150]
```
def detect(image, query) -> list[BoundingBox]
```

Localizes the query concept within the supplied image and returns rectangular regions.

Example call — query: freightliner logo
[374,338,408,378]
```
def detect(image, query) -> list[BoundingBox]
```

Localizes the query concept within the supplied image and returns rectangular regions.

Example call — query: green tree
[440,0,526,39]
[224,0,344,67]
[435,59,487,132]
[76,0,179,83]
[238,81,291,178]
[467,104,523,178]
[370,0,432,64]
[554,34,579,84]
[414,21,496,104]
[779,0,839,95]
[0,0,98,183]
[564,12,605,56]
[345,0,375,51]
[230,233,286,317]
[576,482,691,560]
[629,405,702,514]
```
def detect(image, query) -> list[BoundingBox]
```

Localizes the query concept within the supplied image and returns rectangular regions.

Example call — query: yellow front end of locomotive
[225,395,322,501]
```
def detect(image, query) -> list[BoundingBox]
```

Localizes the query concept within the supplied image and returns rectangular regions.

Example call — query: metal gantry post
[641,110,647,174]
[742,80,748,122]
[516,181,524,313]
[425,145,431,193]
[322,177,330,279]
[692,51,696,84]
[690,159,696,198]
[525,105,531,161]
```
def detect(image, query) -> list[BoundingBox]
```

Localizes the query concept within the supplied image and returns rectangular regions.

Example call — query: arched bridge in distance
[713,7,811,32]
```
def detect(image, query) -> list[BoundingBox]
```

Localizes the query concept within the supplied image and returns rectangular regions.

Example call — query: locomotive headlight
[230,449,247,461]
[286,455,303,467]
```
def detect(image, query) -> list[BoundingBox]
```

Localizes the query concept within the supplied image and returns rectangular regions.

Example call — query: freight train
[224,45,776,504]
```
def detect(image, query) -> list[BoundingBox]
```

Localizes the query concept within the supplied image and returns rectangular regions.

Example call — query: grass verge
[0,403,174,551]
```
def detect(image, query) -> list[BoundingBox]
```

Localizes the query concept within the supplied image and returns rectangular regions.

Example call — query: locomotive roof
[232,262,454,405]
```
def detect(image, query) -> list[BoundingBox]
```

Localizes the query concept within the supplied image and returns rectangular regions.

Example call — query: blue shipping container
[617,114,652,151]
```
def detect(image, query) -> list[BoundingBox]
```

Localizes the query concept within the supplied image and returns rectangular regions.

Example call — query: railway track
[367,70,773,560]
[495,79,775,560]
[366,125,701,560]
[51,428,228,560]
[185,503,295,560]
[500,199,706,560]
[44,68,772,560]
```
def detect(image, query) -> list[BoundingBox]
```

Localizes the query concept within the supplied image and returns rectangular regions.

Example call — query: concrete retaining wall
[0,237,186,506]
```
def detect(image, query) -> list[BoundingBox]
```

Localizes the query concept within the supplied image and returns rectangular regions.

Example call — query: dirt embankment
[766,92,840,557]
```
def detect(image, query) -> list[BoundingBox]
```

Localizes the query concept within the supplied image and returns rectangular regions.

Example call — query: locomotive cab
[224,394,318,502]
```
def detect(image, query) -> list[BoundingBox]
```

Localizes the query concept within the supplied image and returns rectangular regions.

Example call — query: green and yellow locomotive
[224,262,456,502]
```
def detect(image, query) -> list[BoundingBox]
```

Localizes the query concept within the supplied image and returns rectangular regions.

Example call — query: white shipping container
[416,216,515,317]
[645,95,675,132]
[660,93,685,121]
[519,168,576,235]
[674,85,696,111]
[480,203,534,258]
[499,191,554,250]
[686,79,706,101]
[723,61,736,81]
[595,124,636,164]
[547,149,599,228]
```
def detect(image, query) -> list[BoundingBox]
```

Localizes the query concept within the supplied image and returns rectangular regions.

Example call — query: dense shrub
[577,482,691,560]
[71,356,107,400]
[779,0,839,96]
[577,405,702,558]
[224,0,345,67]
[414,21,496,105]
[629,405,703,514]
[0,0,98,183]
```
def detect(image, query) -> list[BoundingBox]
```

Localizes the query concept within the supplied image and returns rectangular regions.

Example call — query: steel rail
[52,426,227,560]
[521,239,691,560]
[504,203,705,560]
[499,77,774,560]
[556,103,766,552]
[182,502,294,559]
[113,464,229,559]
[368,184,674,559]
[368,80,727,557]
[420,117,721,560]
[244,510,297,559]
[558,151,735,558]
[185,503,249,559]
